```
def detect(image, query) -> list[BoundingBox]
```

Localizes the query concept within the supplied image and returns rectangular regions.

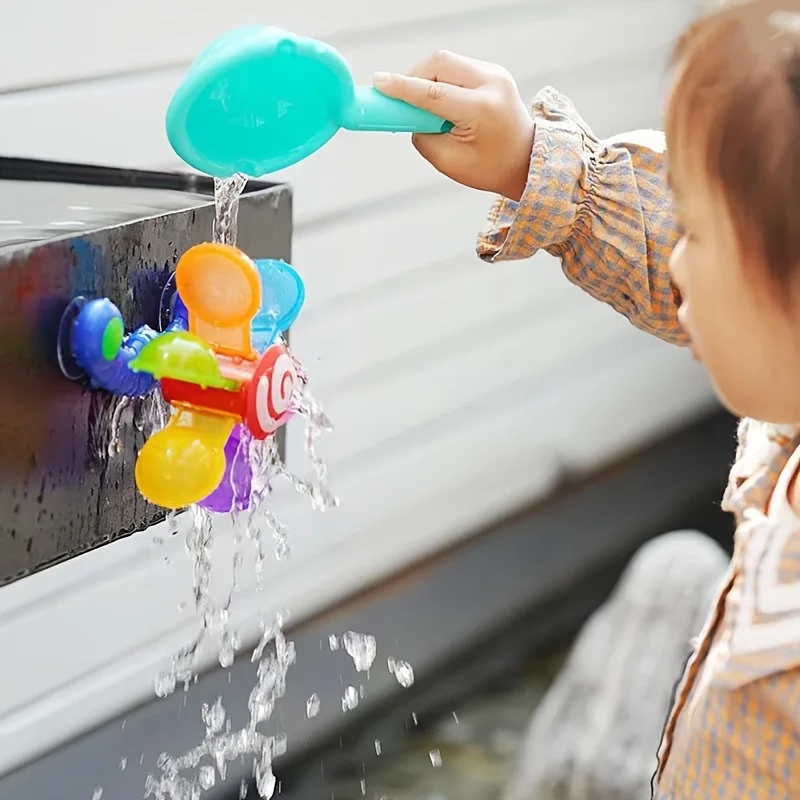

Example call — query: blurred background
[0,1,734,798]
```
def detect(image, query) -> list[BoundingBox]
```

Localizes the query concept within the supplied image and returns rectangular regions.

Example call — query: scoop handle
[342,86,453,134]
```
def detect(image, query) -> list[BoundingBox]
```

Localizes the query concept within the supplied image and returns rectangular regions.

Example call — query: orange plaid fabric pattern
[477,86,800,799]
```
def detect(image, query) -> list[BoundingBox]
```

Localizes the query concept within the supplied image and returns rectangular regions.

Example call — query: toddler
[376,1,800,796]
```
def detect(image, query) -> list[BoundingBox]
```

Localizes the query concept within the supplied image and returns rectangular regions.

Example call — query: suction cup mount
[56,296,88,380]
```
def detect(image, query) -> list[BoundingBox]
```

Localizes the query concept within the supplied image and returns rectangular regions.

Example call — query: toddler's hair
[666,1,800,283]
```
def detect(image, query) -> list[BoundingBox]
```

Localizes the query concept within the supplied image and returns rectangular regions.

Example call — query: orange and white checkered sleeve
[477,86,687,346]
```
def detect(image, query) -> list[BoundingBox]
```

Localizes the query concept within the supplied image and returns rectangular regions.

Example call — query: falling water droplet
[306,693,320,718]
[119,757,127,771]
[342,631,377,672]
[341,686,359,712]
[374,739,382,755]
[429,749,443,767]
[387,657,415,688]
[154,669,177,698]
[199,765,216,790]
[202,697,226,734]
[256,762,276,799]
[92,788,103,800]
[219,635,237,668]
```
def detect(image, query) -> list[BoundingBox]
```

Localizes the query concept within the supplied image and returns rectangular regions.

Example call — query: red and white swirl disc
[245,344,297,438]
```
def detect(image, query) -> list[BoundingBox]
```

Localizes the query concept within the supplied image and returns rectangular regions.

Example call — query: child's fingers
[373,73,472,125]
[407,50,485,89]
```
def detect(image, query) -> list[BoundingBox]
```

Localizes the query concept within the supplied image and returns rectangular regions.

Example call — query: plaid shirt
[477,86,800,799]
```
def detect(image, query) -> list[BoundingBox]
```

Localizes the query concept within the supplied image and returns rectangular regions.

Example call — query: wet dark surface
[0,162,291,585]
[0,180,208,248]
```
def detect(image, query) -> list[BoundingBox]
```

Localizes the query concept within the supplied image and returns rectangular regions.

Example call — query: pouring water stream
[145,176,337,799]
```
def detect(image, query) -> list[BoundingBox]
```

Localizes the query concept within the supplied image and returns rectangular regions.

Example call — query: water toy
[166,26,453,178]
[58,243,305,511]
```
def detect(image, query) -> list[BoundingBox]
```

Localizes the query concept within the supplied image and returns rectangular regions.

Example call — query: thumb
[373,73,469,126]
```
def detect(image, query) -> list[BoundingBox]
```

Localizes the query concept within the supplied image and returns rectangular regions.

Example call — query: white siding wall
[0,0,715,774]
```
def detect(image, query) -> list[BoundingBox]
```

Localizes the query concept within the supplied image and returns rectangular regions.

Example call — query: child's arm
[477,87,686,346]
[375,56,686,347]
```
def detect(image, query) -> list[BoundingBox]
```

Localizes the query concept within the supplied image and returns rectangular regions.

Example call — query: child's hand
[373,51,534,201]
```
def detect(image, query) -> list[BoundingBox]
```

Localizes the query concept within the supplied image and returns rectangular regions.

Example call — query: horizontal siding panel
[282,332,713,523]
[312,292,625,466]
[0,0,690,93]
[313,0,683,84]
[293,186,490,311]
[0,0,565,92]
[293,256,571,391]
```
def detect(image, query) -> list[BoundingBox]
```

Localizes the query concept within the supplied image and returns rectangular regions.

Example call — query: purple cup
[198,424,253,512]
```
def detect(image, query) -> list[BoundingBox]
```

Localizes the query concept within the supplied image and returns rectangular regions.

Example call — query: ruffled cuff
[477,86,596,263]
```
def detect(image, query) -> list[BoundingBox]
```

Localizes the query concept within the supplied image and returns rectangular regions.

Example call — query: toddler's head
[666,1,800,422]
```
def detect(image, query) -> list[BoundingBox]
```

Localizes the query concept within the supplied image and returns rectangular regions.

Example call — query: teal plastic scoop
[166,26,453,178]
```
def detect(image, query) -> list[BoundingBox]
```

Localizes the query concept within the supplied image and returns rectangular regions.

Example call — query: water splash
[283,356,339,512]
[244,436,291,576]
[242,370,337,567]
[132,393,170,438]
[146,617,294,800]
[107,396,132,456]
[154,507,218,696]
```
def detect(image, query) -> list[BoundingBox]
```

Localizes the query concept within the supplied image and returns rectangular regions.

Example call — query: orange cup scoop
[175,243,262,360]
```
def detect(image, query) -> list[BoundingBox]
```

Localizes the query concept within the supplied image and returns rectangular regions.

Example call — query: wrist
[497,120,535,202]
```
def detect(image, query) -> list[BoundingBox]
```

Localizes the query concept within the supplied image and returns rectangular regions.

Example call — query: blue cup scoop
[166,26,453,178]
